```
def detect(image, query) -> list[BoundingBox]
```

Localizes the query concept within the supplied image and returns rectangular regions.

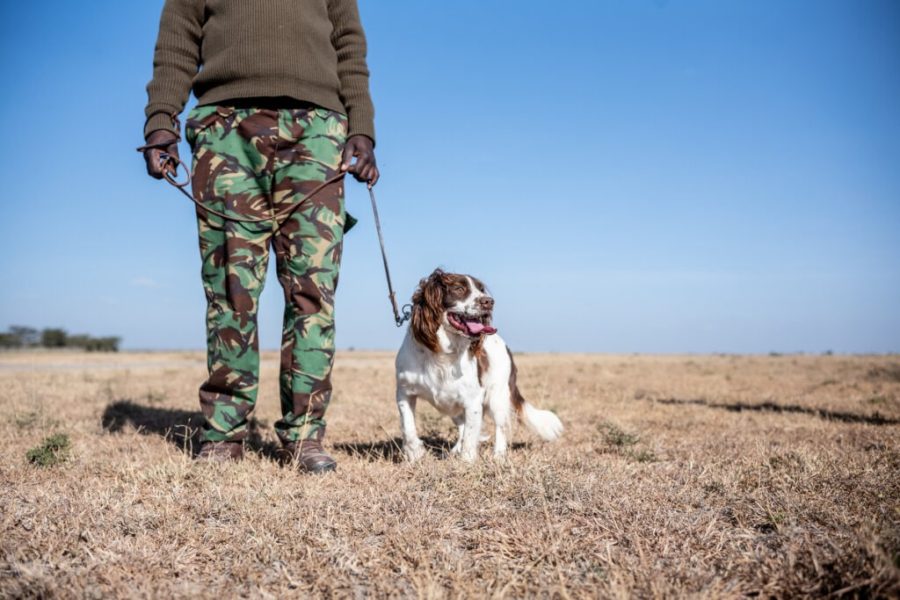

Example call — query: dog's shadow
[100,399,280,459]
[333,436,529,463]
[333,435,448,463]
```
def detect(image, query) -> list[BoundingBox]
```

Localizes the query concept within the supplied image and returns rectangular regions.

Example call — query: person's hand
[143,130,180,180]
[341,134,379,188]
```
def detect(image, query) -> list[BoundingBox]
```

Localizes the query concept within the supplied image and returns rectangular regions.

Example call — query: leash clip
[396,304,412,328]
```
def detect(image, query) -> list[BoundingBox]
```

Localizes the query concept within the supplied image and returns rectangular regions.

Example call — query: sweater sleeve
[327,0,376,143]
[143,0,204,139]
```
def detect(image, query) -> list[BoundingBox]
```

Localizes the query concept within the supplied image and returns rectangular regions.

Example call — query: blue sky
[1,0,898,353]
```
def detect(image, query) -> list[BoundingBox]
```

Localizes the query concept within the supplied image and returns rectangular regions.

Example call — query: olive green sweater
[144,0,375,142]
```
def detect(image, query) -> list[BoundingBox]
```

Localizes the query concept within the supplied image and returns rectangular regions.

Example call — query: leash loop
[160,153,191,188]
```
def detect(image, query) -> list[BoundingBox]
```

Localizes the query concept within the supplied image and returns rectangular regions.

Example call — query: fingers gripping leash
[136,143,412,327]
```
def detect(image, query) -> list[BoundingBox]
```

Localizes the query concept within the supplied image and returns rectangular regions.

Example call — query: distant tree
[0,333,21,348]
[66,334,91,349]
[0,326,121,352]
[73,335,121,353]
[94,337,121,353]
[8,326,39,347]
[41,328,68,348]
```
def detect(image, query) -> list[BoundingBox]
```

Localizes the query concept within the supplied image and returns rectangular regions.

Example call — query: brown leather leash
[136,143,411,327]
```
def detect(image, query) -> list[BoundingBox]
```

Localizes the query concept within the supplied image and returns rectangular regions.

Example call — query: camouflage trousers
[185,104,349,444]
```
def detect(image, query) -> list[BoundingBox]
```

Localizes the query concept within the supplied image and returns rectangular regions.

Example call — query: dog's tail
[507,347,563,441]
[521,401,564,441]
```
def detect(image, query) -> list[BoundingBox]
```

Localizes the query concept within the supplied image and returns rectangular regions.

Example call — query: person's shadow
[100,399,280,459]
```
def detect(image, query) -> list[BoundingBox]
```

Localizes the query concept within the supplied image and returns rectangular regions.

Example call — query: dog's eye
[454,286,465,294]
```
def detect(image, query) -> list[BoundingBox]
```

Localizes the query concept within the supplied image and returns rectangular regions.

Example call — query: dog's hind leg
[397,392,426,462]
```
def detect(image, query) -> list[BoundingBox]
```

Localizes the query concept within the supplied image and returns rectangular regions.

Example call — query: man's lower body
[185,102,349,471]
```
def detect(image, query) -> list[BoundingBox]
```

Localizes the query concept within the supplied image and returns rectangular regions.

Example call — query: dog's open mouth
[447,312,497,336]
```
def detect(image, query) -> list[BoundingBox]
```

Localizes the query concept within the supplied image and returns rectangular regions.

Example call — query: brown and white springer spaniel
[395,269,563,462]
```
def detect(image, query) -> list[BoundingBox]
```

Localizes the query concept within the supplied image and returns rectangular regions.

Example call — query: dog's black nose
[478,296,494,310]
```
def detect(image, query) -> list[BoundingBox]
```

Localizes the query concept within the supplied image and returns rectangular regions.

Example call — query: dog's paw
[491,449,509,463]
[403,442,426,463]
[451,437,486,455]
[459,449,478,463]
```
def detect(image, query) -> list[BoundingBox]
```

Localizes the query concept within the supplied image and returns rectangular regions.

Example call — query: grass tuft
[868,364,900,383]
[15,411,40,429]
[867,395,893,406]
[26,433,71,467]
[599,422,658,462]
[600,422,639,447]
[626,448,658,463]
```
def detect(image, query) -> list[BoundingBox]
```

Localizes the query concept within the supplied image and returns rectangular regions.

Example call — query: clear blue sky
[1,1,898,353]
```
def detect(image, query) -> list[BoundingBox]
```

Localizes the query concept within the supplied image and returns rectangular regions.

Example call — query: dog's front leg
[459,398,484,462]
[449,414,468,454]
[397,392,426,462]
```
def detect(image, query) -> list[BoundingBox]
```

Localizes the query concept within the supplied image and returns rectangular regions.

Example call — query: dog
[394,269,563,462]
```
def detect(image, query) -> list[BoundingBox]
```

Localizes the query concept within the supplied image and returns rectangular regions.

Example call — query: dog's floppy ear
[411,269,445,352]
[414,269,446,309]
[423,269,447,309]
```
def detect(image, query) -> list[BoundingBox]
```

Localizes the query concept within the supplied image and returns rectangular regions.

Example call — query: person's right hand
[143,130,180,179]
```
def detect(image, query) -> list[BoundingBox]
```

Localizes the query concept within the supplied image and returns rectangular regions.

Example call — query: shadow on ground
[101,399,280,459]
[333,436,530,463]
[101,400,533,463]
[654,397,899,426]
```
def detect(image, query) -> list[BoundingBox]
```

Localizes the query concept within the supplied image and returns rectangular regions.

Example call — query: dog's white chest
[396,334,482,414]
[424,358,481,409]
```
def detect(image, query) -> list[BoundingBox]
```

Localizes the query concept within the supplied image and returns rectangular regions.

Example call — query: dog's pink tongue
[465,320,497,335]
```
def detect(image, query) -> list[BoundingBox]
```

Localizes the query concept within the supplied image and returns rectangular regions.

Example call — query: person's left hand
[341,134,380,188]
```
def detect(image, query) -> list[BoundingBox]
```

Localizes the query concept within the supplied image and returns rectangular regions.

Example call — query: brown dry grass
[1,351,899,598]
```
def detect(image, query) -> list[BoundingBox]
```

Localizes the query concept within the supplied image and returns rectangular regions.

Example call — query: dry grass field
[1,350,899,598]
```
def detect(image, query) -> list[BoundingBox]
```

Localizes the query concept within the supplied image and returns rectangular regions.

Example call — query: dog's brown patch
[506,346,526,414]
[474,342,489,386]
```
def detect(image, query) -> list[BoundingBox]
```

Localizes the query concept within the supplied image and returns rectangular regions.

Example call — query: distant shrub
[0,326,120,352]
[0,333,21,348]
[41,328,68,348]
[5,326,39,347]
[26,434,71,467]
[77,336,121,352]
